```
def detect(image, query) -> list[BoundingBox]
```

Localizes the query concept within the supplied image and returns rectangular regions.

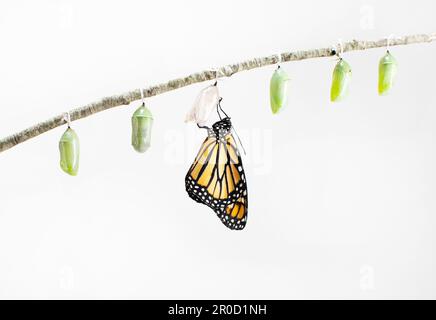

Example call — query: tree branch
[1,33,435,153]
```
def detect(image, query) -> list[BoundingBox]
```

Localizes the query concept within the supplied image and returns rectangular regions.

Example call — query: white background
[0,0,436,299]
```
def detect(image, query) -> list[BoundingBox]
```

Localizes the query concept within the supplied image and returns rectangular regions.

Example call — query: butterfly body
[185,117,248,230]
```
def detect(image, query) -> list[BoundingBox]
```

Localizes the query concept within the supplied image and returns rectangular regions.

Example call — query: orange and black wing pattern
[185,117,248,230]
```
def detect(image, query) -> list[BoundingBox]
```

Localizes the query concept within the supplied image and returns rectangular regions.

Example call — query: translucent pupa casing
[270,66,290,114]
[131,103,153,153]
[378,51,398,95]
[330,58,352,102]
[185,84,219,126]
[59,127,80,176]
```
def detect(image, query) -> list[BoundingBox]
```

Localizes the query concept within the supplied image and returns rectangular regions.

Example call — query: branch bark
[1,33,435,153]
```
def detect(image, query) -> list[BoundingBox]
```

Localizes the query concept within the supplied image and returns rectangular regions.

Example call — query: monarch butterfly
[330,58,352,102]
[185,100,248,230]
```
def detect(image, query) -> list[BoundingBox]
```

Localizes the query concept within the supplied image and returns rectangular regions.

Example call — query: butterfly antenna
[217,98,229,119]
[216,101,222,120]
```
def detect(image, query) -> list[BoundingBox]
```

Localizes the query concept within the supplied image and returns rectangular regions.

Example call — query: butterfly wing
[185,131,248,230]
[217,132,248,230]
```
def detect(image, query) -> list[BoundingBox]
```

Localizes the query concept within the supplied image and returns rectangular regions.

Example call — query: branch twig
[1,33,435,153]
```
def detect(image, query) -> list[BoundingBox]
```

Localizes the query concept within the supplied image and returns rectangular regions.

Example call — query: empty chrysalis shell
[330,58,352,102]
[185,84,219,126]
[59,127,80,176]
[378,51,398,95]
[270,66,290,114]
[131,103,153,153]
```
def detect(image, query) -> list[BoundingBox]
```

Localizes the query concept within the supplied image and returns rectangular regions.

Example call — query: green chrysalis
[131,103,153,153]
[378,51,398,95]
[59,127,80,176]
[330,58,352,102]
[270,66,290,114]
